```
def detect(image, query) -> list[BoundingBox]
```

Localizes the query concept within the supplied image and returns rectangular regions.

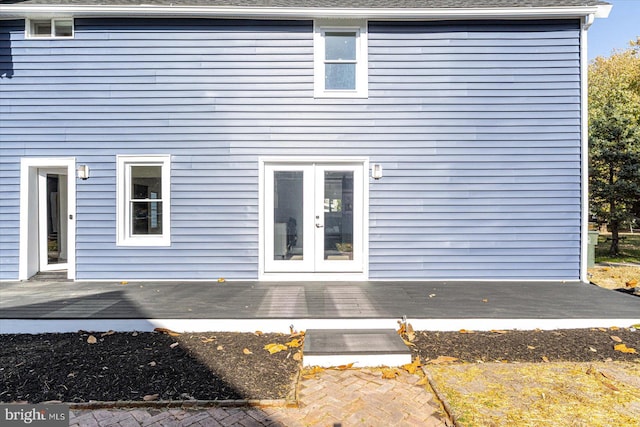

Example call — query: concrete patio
[1,280,638,333]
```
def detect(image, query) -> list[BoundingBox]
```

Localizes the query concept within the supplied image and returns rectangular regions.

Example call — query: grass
[595,233,640,264]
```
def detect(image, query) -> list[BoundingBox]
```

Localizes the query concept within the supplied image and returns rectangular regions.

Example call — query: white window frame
[26,18,74,39]
[116,155,171,247]
[314,20,368,99]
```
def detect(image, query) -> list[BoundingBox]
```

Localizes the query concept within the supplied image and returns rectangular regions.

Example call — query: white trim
[19,158,76,281]
[314,20,368,99]
[2,318,637,335]
[116,155,171,247]
[579,15,592,283]
[25,17,74,39]
[38,168,69,272]
[0,5,611,20]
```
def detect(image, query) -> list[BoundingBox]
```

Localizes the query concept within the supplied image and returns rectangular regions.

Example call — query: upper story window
[314,20,368,98]
[117,155,171,247]
[26,18,74,39]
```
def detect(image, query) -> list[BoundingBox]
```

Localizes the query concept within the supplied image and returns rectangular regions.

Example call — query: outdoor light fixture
[77,164,90,180]
[372,163,383,180]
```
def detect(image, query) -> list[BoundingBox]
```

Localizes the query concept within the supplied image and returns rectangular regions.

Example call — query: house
[0,0,611,283]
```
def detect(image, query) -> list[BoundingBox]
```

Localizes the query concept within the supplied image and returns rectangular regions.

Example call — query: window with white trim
[117,155,171,246]
[26,18,74,39]
[314,21,368,98]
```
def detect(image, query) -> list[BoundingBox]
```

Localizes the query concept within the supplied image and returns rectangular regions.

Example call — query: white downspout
[580,13,594,283]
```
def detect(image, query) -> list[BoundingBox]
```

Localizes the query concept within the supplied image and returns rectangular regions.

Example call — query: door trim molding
[258,157,369,281]
[19,158,76,281]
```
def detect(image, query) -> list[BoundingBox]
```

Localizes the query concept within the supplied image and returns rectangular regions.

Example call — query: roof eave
[0,4,613,21]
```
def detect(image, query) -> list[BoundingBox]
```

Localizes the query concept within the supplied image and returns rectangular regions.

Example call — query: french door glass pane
[324,171,353,260]
[273,171,304,260]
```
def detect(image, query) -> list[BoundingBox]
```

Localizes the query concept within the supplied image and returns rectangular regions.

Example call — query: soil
[1,328,638,404]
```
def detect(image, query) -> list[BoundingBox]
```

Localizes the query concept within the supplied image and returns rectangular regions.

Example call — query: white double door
[264,162,364,273]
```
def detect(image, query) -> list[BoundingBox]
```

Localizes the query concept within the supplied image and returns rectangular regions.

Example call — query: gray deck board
[0,280,638,321]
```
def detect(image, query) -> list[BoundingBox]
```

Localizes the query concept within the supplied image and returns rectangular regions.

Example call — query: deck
[0,280,638,333]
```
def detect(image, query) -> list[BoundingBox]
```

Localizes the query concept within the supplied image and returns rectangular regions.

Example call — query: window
[117,155,171,246]
[314,21,368,98]
[26,18,74,39]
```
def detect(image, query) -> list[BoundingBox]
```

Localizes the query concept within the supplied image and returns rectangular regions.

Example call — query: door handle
[316,223,324,228]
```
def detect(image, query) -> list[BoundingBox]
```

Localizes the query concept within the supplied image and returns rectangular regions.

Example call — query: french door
[264,162,364,274]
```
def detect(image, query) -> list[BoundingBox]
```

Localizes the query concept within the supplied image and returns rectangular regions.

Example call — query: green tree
[589,38,640,256]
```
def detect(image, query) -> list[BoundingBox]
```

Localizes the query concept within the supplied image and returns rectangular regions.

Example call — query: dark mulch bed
[0,331,300,404]
[1,328,638,404]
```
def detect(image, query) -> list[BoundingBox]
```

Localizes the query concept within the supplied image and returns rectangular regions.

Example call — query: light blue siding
[0,18,582,280]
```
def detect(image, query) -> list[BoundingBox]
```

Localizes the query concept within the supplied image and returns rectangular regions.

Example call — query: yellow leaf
[381,368,399,379]
[200,337,215,343]
[626,279,638,288]
[293,351,303,361]
[254,331,263,336]
[243,348,253,355]
[120,281,128,285]
[402,339,416,347]
[428,356,458,365]
[459,329,474,334]
[216,345,224,351]
[335,363,354,370]
[285,338,302,348]
[87,335,97,344]
[416,376,430,386]
[610,326,620,331]
[217,278,225,283]
[490,330,508,334]
[264,343,288,354]
[610,335,622,343]
[482,299,489,303]
[601,381,620,392]
[402,357,422,374]
[397,321,406,336]
[542,356,550,363]
[614,343,637,354]
[154,327,181,337]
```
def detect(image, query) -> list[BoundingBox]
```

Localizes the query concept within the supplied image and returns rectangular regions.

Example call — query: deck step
[303,329,412,368]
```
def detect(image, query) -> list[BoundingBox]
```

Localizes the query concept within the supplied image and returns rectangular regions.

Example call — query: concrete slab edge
[65,398,296,410]
[1,318,639,334]
[303,353,412,368]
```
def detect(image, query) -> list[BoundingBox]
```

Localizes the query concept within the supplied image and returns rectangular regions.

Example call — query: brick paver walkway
[70,369,450,426]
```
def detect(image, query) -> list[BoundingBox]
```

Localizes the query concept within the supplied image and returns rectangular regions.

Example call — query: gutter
[0,4,613,20]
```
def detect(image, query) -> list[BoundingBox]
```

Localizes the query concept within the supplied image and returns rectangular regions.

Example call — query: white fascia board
[0,5,609,20]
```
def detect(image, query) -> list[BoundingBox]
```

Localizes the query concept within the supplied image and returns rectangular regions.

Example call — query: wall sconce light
[77,164,90,180]
[372,163,383,180]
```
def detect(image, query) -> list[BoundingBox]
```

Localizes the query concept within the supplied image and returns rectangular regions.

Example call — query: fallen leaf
[242,348,253,355]
[416,376,430,386]
[601,381,620,392]
[200,337,216,343]
[120,281,128,285]
[293,351,303,361]
[217,278,225,283]
[428,356,458,365]
[148,361,156,367]
[397,321,406,336]
[255,331,263,336]
[154,327,181,337]
[589,347,598,352]
[216,345,224,351]
[610,326,620,331]
[381,368,399,379]
[542,356,550,363]
[132,332,139,337]
[610,335,622,343]
[527,345,536,350]
[143,394,159,401]
[482,299,489,303]
[402,357,422,374]
[614,343,637,354]
[285,339,302,348]
[626,279,638,288]
[632,324,640,330]
[490,330,508,334]
[428,293,436,298]
[264,343,288,354]
[402,339,416,347]
[598,328,607,332]
[459,329,474,334]
[101,330,115,337]
[87,335,97,344]
[335,363,354,370]
[169,342,179,349]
